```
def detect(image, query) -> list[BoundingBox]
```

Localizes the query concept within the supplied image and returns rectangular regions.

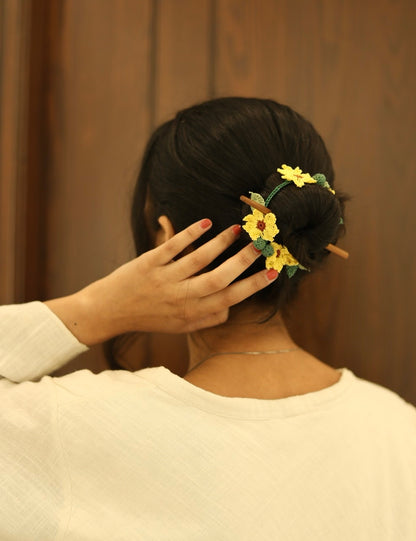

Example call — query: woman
[1,98,415,540]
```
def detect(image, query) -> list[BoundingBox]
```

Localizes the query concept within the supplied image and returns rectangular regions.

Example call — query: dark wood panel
[46,0,153,375]
[24,0,52,302]
[214,0,416,402]
[0,0,31,304]
[215,0,283,96]
[154,0,212,125]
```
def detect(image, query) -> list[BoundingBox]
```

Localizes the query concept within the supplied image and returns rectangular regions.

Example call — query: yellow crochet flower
[242,209,279,242]
[265,242,299,272]
[277,164,316,187]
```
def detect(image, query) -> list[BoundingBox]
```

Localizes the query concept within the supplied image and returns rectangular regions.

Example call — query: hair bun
[263,173,344,269]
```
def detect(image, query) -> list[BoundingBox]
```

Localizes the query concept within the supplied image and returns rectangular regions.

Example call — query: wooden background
[1,0,415,404]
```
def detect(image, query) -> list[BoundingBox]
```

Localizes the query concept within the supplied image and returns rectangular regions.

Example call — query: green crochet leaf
[339,217,344,225]
[249,191,266,212]
[261,243,274,257]
[313,173,334,192]
[253,237,267,250]
[286,265,299,279]
[312,173,327,186]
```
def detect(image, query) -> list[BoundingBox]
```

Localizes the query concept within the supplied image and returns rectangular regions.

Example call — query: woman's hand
[45,219,278,345]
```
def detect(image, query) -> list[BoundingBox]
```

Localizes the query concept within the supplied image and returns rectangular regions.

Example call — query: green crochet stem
[264,181,291,207]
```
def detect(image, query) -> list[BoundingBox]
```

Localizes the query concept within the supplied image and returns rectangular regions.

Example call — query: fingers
[188,242,263,297]
[197,269,278,315]
[166,224,243,280]
[148,219,213,266]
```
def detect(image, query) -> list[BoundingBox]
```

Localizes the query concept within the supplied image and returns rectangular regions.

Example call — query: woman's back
[65,366,416,540]
[4,355,414,540]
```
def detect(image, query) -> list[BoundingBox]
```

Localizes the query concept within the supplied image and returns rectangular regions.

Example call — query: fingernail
[232,224,241,236]
[266,269,279,281]
[200,219,212,229]
[253,245,262,253]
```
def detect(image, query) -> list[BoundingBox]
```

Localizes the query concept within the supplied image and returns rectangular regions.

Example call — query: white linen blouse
[1,301,415,540]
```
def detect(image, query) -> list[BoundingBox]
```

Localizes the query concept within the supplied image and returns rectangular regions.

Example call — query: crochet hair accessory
[240,165,349,278]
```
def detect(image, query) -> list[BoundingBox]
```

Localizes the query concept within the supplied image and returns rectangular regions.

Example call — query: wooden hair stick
[240,195,349,260]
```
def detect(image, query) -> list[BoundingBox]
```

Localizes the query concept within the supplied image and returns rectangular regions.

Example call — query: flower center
[257,220,266,231]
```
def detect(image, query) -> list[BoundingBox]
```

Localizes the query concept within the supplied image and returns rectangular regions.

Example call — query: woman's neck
[184,306,341,399]
[186,306,298,374]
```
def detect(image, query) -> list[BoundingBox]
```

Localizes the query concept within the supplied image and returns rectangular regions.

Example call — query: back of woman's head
[132,97,347,316]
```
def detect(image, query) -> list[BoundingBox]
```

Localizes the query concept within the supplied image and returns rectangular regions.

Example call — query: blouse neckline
[136,366,356,420]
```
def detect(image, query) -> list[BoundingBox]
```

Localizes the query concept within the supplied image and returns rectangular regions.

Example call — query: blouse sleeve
[0,301,88,383]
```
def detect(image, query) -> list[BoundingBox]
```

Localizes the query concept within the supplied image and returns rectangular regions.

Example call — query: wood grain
[0,0,31,304]
[153,0,212,125]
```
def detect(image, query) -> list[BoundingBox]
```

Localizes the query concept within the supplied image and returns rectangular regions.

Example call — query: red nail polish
[200,219,212,229]
[232,224,241,236]
[266,269,279,281]
[253,245,262,253]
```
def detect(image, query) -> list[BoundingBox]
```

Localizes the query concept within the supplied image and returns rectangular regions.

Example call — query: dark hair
[131,97,347,315]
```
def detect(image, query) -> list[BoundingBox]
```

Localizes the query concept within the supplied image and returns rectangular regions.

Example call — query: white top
[1,301,415,540]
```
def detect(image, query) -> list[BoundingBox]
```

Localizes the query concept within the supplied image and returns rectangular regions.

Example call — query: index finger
[148,219,213,265]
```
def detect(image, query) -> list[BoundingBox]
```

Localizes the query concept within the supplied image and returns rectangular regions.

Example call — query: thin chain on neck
[188,347,300,374]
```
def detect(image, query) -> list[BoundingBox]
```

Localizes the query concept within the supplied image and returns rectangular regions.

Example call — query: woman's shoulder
[343,371,416,438]
[352,372,415,411]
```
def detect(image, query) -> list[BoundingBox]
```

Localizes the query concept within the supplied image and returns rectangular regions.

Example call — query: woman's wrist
[44,280,118,346]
